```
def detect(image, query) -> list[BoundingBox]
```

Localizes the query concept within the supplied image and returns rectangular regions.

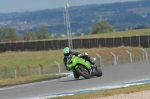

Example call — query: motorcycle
[66,54,102,79]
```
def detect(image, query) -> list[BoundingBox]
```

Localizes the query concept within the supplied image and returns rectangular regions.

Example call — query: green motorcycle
[66,55,102,79]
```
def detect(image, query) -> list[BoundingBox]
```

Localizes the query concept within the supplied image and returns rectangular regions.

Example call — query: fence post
[148,35,149,48]
[4,66,8,78]
[141,48,148,61]
[110,52,117,65]
[113,37,114,47]
[16,66,20,77]
[126,50,133,63]
[39,64,43,75]
[138,35,140,47]
[55,61,61,73]
[121,37,123,46]
[95,53,104,67]
[27,65,32,76]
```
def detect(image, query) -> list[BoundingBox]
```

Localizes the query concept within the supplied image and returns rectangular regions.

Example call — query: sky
[0,0,138,13]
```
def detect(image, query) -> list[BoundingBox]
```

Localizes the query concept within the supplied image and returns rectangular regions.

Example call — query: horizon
[0,0,138,13]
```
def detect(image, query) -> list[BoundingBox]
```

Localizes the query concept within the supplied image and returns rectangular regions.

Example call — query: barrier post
[39,64,44,75]
[111,52,117,65]
[95,53,104,67]
[55,61,61,73]
[141,48,148,61]
[16,66,20,77]
[4,66,8,78]
[126,50,133,63]
[27,65,32,76]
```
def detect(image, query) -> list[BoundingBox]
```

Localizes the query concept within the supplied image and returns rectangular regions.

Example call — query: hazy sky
[0,0,138,13]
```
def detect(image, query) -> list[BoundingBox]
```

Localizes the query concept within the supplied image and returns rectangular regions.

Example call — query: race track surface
[0,61,150,99]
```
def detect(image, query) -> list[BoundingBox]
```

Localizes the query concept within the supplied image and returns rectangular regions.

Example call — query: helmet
[63,47,70,56]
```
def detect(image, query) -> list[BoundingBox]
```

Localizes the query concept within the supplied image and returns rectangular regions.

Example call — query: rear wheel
[76,65,90,79]
[95,66,102,77]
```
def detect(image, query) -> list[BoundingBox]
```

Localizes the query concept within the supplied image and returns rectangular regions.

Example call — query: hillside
[0,1,150,37]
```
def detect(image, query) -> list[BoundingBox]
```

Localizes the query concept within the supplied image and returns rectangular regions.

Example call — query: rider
[63,47,94,71]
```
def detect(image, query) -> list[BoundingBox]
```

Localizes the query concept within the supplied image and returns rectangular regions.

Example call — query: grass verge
[51,83,150,99]
[0,74,67,88]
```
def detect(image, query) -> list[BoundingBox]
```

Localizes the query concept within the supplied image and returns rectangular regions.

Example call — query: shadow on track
[61,76,98,82]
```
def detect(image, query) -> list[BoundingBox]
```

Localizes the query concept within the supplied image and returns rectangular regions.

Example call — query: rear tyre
[76,65,90,79]
[73,72,80,79]
[95,66,102,77]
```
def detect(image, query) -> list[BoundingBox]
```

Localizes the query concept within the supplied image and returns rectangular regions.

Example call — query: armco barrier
[0,35,149,52]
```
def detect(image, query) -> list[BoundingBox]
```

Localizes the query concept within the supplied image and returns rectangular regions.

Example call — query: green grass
[73,28,150,39]
[0,50,63,69]
[0,74,67,88]
[51,83,150,99]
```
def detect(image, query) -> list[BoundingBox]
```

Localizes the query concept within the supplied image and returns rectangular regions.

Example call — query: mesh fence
[0,65,66,80]
[0,68,5,80]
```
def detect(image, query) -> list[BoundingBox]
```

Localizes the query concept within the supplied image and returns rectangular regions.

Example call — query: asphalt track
[0,61,150,99]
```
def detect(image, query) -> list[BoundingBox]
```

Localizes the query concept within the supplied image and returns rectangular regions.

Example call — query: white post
[126,50,133,63]
[141,48,148,61]
[111,52,117,65]
[142,52,145,61]
[95,53,104,67]
[117,55,119,65]
[55,61,61,73]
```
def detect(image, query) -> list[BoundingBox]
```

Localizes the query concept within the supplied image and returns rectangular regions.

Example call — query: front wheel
[76,65,91,79]
[73,72,80,79]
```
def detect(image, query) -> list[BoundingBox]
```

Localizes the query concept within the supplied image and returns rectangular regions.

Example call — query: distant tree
[5,28,17,39]
[0,28,18,42]
[36,27,51,39]
[23,30,37,41]
[0,28,6,42]
[90,21,114,34]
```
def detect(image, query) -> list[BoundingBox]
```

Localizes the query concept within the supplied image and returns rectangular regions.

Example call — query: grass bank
[0,74,67,88]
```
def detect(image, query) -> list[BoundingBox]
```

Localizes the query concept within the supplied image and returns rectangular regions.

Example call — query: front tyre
[73,72,80,79]
[76,65,90,79]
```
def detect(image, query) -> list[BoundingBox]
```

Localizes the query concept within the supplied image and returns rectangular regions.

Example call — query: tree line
[0,21,114,42]
[0,27,51,42]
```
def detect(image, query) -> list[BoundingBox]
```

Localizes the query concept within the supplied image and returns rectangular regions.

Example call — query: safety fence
[0,35,150,52]
[0,64,66,80]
